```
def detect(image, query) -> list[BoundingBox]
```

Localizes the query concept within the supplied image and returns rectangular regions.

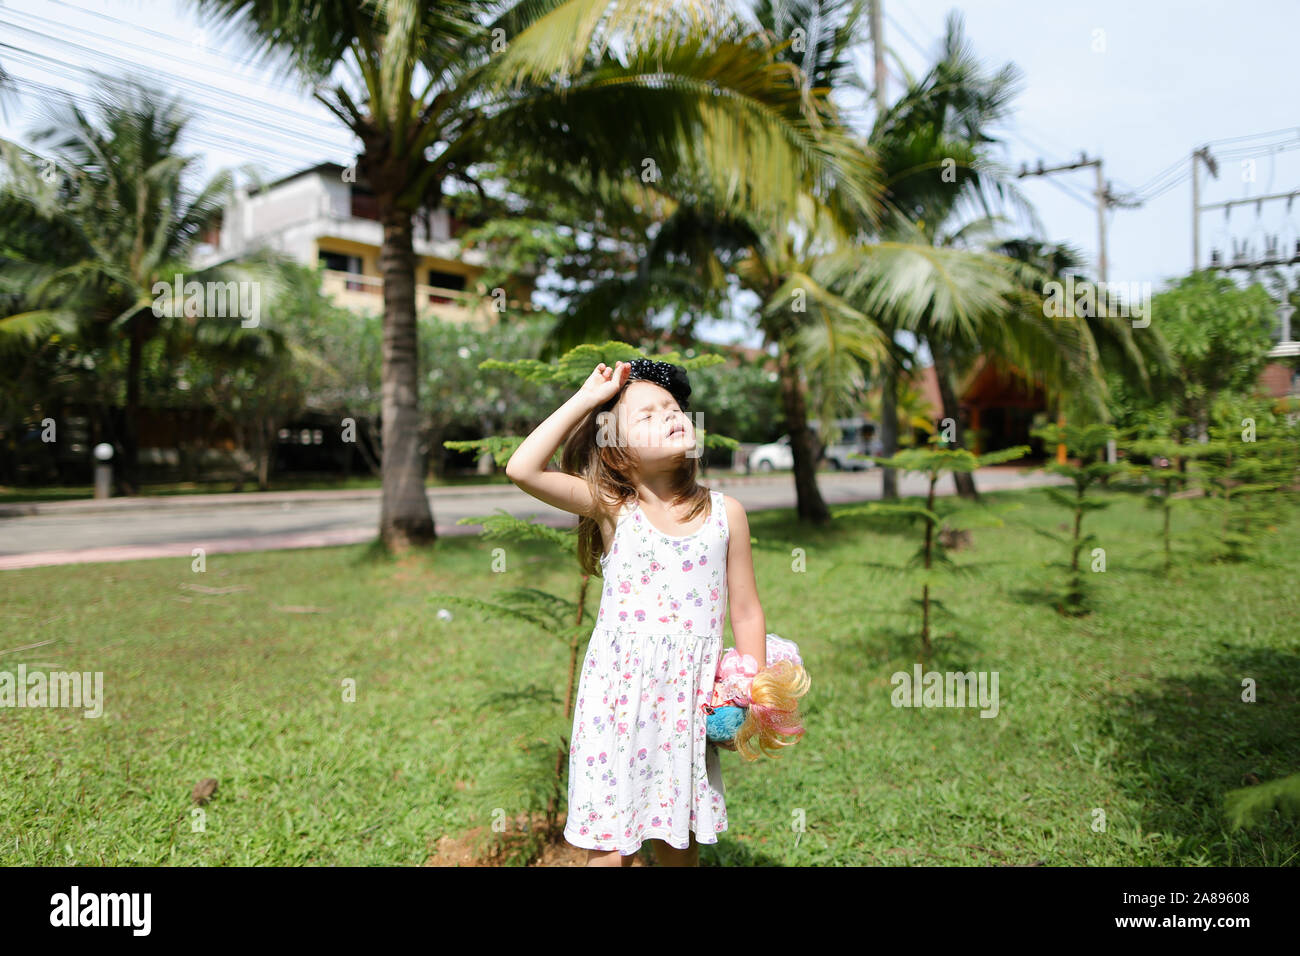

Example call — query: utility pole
[1016,152,1139,462]
[1094,161,1108,283]
[1016,152,1129,282]
[1191,146,1219,271]
[869,0,886,105]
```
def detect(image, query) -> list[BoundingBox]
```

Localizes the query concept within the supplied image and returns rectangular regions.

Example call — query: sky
[1,0,1296,351]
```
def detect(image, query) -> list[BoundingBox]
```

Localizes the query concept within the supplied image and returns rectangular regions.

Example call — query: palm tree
[523,3,1058,523]
[858,10,1043,500]
[991,236,1174,441]
[190,0,878,547]
[0,77,276,494]
[862,371,937,448]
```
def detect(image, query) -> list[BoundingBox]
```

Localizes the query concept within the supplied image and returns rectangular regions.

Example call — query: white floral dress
[563,487,730,856]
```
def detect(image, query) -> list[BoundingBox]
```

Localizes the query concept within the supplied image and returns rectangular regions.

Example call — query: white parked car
[748,435,795,472]
[748,417,881,472]
[822,416,879,470]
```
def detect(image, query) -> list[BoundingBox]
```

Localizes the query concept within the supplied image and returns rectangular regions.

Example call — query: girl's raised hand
[578,361,630,407]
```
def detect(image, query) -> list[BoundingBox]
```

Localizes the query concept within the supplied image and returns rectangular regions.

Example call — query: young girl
[504,358,769,867]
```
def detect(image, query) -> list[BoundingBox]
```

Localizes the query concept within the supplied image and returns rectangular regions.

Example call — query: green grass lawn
[1,486,1297,866]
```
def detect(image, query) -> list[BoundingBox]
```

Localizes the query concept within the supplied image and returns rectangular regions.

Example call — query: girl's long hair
[559,381,709,577]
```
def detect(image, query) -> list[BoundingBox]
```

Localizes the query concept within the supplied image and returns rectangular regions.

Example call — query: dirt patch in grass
[425,811,650,866]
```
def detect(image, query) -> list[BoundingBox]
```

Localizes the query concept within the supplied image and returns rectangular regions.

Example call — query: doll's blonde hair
[734,659,811,761]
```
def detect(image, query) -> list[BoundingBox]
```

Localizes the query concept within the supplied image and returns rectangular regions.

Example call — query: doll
[702,632,810,761]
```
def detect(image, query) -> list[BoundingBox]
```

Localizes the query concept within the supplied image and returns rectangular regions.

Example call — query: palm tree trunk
[378,194,435,549]
[257,416,273,491]
[921,472,937,656]
[880,360,899,499]
[930,340,979,501]
[777,342,830,523]
[121,310,144,496]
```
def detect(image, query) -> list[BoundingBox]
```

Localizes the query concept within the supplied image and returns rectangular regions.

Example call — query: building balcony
[320,269,501,324]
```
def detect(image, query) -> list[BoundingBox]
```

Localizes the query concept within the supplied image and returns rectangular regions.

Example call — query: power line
[882,11,930,63]
[1135,158,1185,192]
[2,73,325,171]
[0,49,332,170]
[0,14,355,156]
[1206,126,1300,147]
[1038,173,1099,209]
[0,49,347,175]
[0,18,353,156]
[1132,138,1300,207]
[44,0,279,73]
[1135,171,1189,204]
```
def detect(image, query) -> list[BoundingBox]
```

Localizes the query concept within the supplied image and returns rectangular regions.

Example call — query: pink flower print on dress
[699,556,707,566]
[618,580,631,594]
[634,610,646,622]
[681,560,693,572]
[637,748,647,760]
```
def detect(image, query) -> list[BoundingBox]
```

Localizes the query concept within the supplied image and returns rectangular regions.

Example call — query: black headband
[626,358,692,409]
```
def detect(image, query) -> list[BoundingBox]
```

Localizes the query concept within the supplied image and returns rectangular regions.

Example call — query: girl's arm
[723,495,767,667]
[504,361,630,518]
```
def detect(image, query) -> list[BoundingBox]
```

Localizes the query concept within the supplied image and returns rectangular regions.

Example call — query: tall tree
[0,77,274,494]
[191,0,878,547]
[518,4,1070,523]
[861,10,1037,499]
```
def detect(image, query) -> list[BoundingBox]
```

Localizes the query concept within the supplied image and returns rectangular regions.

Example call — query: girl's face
[616,381,696,463]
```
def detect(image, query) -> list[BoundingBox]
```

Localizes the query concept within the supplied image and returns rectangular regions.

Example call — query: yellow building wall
[313,237,483,292]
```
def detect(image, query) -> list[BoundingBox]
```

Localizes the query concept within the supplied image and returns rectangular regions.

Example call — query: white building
[195,162,513,324]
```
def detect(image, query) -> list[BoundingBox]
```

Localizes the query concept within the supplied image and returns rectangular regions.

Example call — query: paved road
[0,467,1067,570]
